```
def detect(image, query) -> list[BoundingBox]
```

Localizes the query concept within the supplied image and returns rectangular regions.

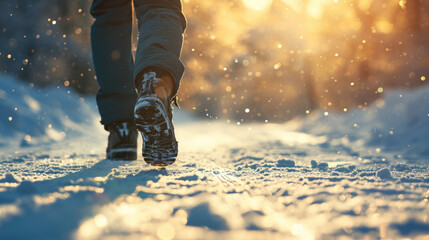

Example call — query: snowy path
[1,115,429,240]
[1,76,429,239]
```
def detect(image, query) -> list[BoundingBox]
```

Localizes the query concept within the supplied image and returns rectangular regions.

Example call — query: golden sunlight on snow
[176,120,327,153]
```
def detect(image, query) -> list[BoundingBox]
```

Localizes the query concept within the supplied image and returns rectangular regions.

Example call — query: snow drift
[0,74,102,147]
[296,86,429,159]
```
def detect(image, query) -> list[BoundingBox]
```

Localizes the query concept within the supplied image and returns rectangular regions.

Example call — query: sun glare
[242,0,273,11]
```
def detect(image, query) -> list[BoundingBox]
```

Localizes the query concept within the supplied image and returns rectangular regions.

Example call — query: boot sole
[134,96,177,166]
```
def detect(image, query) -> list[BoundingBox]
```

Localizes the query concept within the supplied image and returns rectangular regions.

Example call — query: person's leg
[90,0,136,126]
[133,0,187,99]
[133,0,186,166]
[91,0,138,160]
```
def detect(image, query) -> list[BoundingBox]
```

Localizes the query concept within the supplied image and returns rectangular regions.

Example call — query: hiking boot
[134,71,178,166]
[106,120,138,160]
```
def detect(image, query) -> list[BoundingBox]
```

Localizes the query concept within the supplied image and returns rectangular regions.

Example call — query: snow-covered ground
[0,74,428,239]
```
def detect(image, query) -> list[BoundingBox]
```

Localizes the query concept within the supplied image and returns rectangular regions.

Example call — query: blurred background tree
[0,0,97,93]
[1,0,428,122]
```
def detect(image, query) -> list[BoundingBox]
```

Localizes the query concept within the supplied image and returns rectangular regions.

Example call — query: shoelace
[114,122,135,143]
[140,72,178,108]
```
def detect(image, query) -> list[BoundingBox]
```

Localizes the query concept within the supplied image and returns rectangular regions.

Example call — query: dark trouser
[90,0,186,126]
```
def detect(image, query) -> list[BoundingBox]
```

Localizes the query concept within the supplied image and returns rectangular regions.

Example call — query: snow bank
[0,74,102,146]
[296,85,429,159]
